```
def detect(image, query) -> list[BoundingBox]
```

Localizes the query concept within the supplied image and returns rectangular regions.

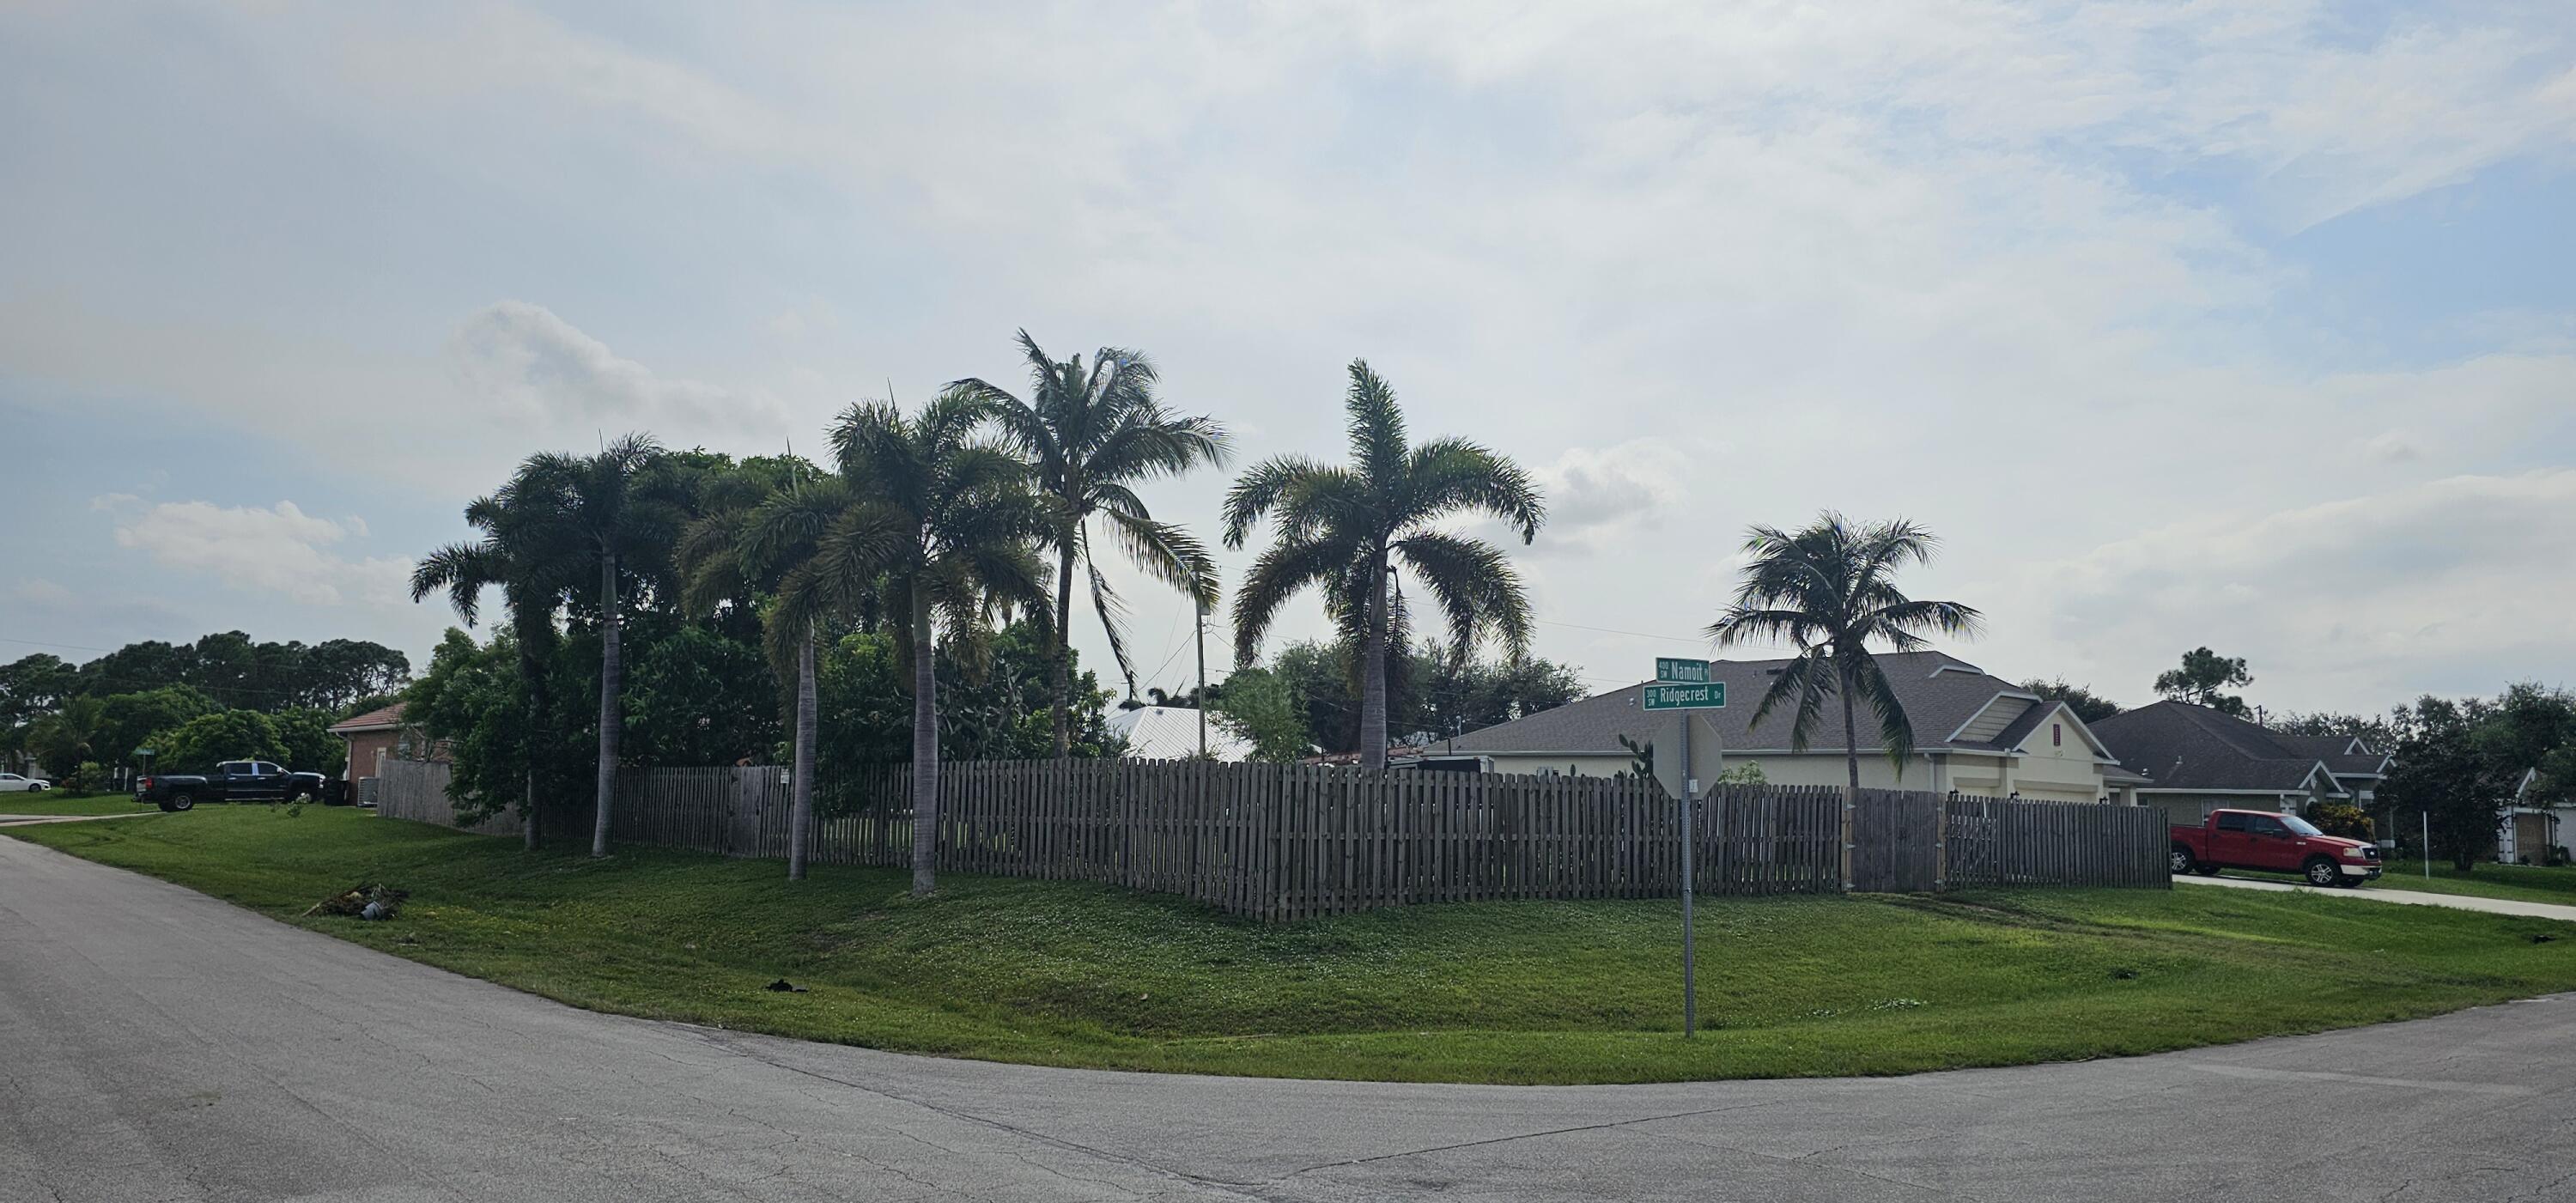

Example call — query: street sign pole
[1651,660,1719,1041]
[1679,707,1695,1040]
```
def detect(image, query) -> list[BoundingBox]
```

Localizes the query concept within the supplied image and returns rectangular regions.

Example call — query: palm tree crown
[951,331,1229,756]
[1222,360,1544,769]
[410,485,581,850]
[770,391,1053,896]
[502,434,684,857]
[1704,513,1982,792]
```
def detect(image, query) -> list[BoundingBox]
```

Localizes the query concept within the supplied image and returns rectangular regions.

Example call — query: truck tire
[2170,845,2196,875]
[163,792,197,812]
[2302,857,2341,887]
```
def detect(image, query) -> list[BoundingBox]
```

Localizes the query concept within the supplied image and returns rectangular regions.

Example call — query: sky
[3,0,2573,721]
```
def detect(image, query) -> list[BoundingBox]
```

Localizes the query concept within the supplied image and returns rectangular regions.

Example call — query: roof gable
[328,702,408,734]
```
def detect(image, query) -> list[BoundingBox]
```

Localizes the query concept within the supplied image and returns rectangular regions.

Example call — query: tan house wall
[342,730,399,784]
[2145,793,2300,827]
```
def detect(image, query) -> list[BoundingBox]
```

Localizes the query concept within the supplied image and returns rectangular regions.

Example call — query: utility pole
[1194,598,1209,756]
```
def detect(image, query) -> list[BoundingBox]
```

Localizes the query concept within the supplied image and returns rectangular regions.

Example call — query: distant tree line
[0,630,411,786]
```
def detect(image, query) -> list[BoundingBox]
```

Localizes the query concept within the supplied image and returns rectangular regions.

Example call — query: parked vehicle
[135,761,327,811]
[2171,808,2381,887]
[0,772,51,793]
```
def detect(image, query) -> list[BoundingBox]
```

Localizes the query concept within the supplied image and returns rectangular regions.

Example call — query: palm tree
[1705,513,1983,793]
[675,461,849,881]
[951,332,1228,756]
[507,434,683,858]
[1223,360,1545,769]
[411,487,576,851]
[771,392,1051,896]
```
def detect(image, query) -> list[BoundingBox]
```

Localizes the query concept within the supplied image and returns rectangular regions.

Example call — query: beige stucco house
[1424,651,2147,805]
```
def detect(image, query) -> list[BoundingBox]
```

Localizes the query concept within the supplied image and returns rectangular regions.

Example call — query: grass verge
[0,793,163,817]
[13,807,2576,1085]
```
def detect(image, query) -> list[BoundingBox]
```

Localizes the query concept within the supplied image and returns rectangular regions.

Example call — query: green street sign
[1655,657,1711,684]
[1643,682,1726,711]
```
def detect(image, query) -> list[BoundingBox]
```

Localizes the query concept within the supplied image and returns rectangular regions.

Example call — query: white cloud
[448,301,784,429]
[2012,471,2576,712]
[111,500,412,607]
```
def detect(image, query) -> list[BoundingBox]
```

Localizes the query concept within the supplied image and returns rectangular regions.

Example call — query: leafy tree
[1415,650,1585,740]
[272,708,347,777]
[502,434,688,857]
[407,629,540,825]
[1707,513,1982,792]
[0,653,80,726]
[1210,665,1309,762]
[622,623,781,769]
[150,708,287,775]
[772,393,1053,896]
[2020,678,2121,724]
[98,686,220,769]
[72,641,191,699]
[1224,361,1545,769]
[2154,647,2252,717]
[2474,683,2576,811]
[27,696,108,778]
[2381,695,2514,872]
[2275,711,2397,749]
[956,332,1228,756]
[297,639,413,711]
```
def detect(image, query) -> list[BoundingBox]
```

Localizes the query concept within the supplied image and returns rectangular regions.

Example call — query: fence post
[1933,794,1948,891]
[1840,785,1856,892]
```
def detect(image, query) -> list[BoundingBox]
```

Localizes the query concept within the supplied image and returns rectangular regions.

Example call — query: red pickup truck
[2171,809,2382,887]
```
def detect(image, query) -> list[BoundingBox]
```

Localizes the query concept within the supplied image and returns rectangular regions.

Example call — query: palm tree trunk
[909,590,939,896]
[517,635,546,853]
[1050,542,1077,758]
[788,621,817,881]
[1841,680,1862,794]
[1359,550,1389,771]
[590,551,620,859]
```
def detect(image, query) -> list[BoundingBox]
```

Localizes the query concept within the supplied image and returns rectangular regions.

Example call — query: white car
[0,772,52,793]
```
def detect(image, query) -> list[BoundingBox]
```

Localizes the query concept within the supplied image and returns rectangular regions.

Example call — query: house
[2087,701,2385,826]
[1432,651,2145,804]
[327,702,443,805]
[2499,769,2572,866]
[1106,704,1253,761]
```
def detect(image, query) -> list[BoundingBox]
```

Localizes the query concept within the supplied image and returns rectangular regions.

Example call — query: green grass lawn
[0,793,161,817]
[14,806,2576,1085]
[2356,860,2576,907]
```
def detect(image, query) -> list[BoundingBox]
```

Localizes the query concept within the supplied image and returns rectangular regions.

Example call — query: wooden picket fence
[411,759,2173,920]
[380,760,2163,917]
[375,758,524,837]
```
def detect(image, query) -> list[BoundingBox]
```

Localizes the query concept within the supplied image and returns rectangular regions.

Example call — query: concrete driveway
[5,835,2573,1203]
[2177,870,2576,923]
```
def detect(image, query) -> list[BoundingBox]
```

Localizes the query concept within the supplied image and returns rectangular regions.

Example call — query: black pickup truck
[137,761,327,811]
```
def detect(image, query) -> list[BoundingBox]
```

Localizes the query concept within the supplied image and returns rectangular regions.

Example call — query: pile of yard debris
[304,883,410,921]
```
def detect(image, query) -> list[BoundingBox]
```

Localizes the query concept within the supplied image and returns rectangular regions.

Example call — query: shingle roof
[2087,702,2350,794]
[327,702,407,734]
[1444,651,2057,757]
[2269,734,2391,779]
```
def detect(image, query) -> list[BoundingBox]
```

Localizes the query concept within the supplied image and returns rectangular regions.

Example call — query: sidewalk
[2176,872,2576,924]
[0,811,162,827]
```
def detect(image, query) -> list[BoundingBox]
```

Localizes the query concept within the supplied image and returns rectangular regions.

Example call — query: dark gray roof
[2270,734,2391,779]
[1445,651,2081,758]
[2088,702,2353,794]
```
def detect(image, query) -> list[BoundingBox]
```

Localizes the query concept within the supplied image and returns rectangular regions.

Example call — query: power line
[1530,617,1713,646]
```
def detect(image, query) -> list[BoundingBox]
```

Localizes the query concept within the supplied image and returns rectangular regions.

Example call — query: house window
[2052,723,2062,747]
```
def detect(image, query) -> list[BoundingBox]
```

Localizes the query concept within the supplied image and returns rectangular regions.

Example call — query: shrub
[2303,800,2373,841]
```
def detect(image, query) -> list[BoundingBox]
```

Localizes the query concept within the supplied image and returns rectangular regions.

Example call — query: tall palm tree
[1223,360,1545,770]
[507,434,682,858]
[411,487,576,851]
[675,461,849,881]
[1705,513,1983,793]
[771,392,1051,896]
[951,332,1229,756]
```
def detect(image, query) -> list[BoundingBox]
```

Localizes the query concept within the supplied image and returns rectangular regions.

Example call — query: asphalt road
[6,836,2575,1203]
